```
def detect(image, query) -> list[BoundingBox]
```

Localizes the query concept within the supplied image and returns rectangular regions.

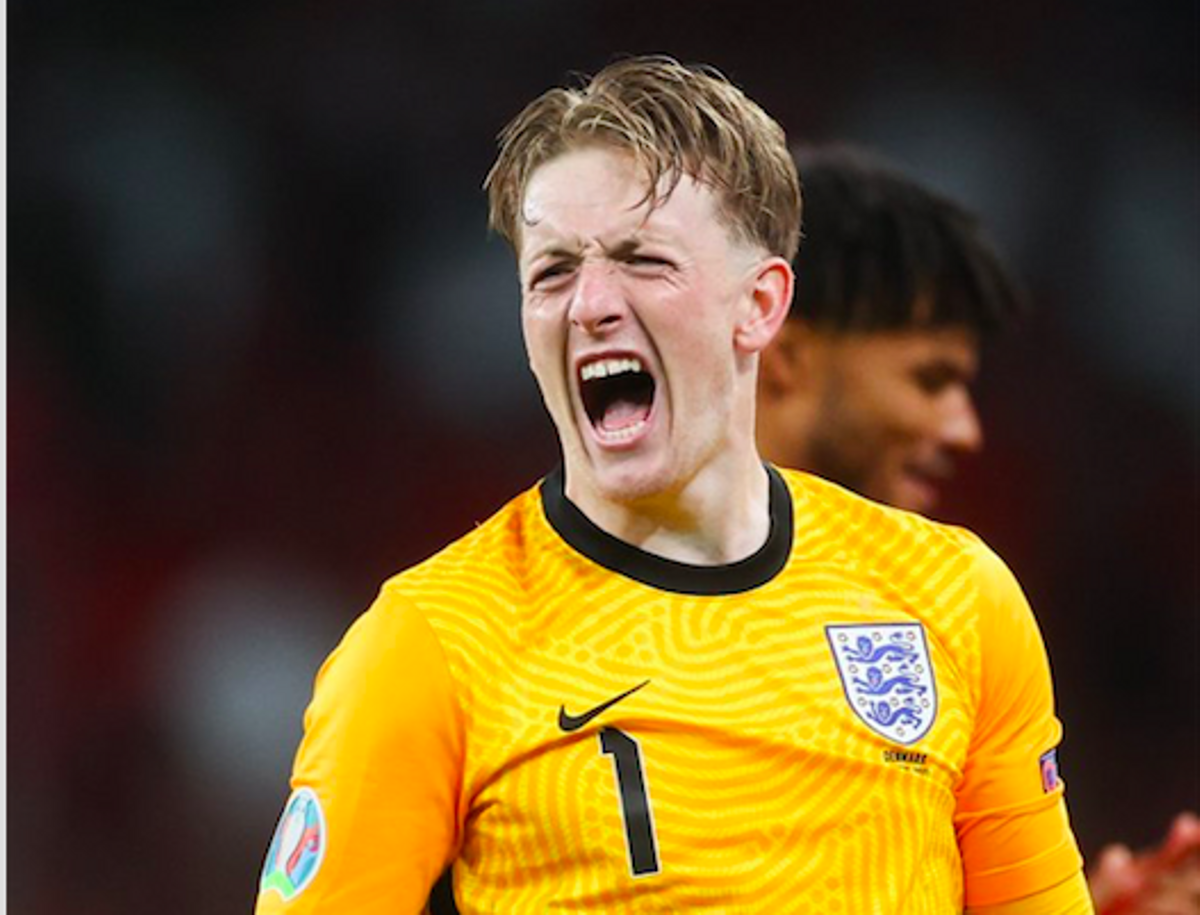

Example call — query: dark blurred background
[8,1,1197,911]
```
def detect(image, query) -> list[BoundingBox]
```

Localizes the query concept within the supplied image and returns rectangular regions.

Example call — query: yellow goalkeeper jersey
[256,466,1083,913]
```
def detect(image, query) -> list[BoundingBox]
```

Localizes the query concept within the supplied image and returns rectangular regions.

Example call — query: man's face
[517,145,762,508]
[803,326,983,514]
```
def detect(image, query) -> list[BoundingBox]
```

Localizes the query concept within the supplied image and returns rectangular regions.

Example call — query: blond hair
[484,56,801,260]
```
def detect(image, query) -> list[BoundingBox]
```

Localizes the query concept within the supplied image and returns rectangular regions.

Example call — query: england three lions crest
[826,623,937,745]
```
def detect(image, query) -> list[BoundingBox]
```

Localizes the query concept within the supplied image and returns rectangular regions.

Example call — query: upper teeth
[581,357,643,381]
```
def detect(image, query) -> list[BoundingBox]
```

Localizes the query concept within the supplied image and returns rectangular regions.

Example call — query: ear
[734,257,794,355]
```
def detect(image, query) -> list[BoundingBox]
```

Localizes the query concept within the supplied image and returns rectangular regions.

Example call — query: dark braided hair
[791,144,1026,335]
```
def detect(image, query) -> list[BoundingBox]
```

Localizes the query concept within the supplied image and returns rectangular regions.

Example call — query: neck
[566,449,772,566]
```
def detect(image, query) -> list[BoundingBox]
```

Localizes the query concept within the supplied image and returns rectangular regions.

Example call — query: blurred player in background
[757,143,1199,914]
[256,58,1092,913]
[756,143,1014,515]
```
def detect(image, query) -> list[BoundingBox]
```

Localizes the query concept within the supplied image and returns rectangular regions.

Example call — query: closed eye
[529,261,576,290]
[912,363,973,395]
[624,253,673,272]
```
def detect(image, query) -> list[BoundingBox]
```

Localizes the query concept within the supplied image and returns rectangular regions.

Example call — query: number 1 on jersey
[599,727,661,876]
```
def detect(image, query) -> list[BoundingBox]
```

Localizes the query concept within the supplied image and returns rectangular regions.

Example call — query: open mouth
[899,458,954,510]
[579,356,656,443]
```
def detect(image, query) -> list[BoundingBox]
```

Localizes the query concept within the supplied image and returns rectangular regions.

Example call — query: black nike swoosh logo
[557,680,650,732]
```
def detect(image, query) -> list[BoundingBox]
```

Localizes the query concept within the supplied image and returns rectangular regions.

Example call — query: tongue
[600,397,651,431]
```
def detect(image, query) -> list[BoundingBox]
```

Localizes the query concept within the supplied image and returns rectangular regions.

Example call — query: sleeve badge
[1039,748,1061,793]
[260,786,327,900]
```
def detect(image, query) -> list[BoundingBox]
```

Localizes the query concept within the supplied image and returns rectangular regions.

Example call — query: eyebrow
[915,356,978,380]
[523,244,583,274]
[526,233,659,264]
[606,239,643,259]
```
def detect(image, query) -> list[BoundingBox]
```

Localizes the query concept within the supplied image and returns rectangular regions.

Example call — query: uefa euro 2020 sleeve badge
[260,786,327,900]
[826,623,938,745]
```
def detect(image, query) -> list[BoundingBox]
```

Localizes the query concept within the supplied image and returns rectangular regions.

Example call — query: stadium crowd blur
[9,2,1196,912]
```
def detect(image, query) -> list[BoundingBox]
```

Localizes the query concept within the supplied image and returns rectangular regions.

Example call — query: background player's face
[517,145,761,506]
[802,325,983,513]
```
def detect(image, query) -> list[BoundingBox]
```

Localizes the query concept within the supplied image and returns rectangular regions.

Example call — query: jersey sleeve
[255,586,465,914]
[954,540,1085,908]
[966,870,1094,914]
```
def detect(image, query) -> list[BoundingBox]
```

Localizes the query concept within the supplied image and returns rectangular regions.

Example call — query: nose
[568,261,625,335]
[941,388,984,454]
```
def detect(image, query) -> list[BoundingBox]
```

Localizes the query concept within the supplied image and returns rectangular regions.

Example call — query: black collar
[540,465,793,595]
